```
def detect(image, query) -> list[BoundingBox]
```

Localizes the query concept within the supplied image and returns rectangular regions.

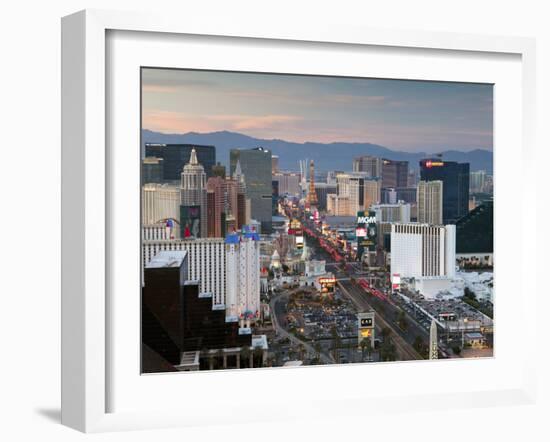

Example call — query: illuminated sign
[357,215,376,224]
[357,211,377,257]
[288,228,303,236]
[290,219,302,229]
[425,160,444,168]
[319,277,336,284]
[360,329,373,338]
[358,312,375,345]
[360,317,373,327]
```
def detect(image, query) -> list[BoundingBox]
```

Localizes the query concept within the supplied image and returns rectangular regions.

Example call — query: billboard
[288,219,302,236]
[357,311,375,347]
[424,160,444,168]
[391,273,401,290]
[318,275,336,294]
[356,210,377,259]
[180,205,201,238]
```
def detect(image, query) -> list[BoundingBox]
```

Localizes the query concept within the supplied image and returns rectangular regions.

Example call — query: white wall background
[0,0,547,440]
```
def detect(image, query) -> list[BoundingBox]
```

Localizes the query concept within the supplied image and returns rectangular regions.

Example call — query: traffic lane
[338,280,422,361]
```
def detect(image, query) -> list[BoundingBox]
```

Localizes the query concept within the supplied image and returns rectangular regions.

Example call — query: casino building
[145,143,216,180]
[142,250,267,373]
[420,159,469,224]
[390,223,456,299]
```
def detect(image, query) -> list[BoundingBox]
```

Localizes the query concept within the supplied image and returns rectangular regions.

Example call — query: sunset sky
[142,68,493,153]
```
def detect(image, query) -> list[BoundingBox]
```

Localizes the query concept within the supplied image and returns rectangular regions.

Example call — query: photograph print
[141,68,494,373]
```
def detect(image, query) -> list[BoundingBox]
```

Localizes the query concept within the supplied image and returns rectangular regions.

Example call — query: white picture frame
[61,9,537,433]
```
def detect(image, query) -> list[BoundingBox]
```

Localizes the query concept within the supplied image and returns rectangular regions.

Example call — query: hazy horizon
[142,127,492,154]
[142,68,493,154]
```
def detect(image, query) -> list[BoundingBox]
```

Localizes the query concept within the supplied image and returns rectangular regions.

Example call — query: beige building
[363,179,381,211]
[141,183,180,225]
[372,202,411,223]
[327,194,351,216]
[272,171,301,196]
[335,173,380,215]
[417,180,443,225]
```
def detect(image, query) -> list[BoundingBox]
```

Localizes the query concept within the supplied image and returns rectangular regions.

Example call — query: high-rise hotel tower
[180,148,207,238]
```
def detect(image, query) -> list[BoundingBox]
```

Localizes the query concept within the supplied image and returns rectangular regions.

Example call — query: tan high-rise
[417,180,443,225]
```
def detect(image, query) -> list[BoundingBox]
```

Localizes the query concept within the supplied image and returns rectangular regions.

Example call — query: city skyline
[140,69,494,374]
[142,68,493,154]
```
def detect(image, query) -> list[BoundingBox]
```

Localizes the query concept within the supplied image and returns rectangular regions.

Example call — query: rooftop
[283,360,303,367]
[252,334,269,350]
[464,332,485,339]
[145,250,187,268]
[178,351,200,368]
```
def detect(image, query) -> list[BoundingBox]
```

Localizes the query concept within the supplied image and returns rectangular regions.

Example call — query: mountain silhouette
[142,129,492,174]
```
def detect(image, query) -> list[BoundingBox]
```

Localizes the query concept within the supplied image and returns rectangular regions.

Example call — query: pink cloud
[143,111,303,136]
[142,85,180,94]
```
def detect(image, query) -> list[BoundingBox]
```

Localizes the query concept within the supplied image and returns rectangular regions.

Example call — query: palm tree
[216,348,225,369]
[413,336,424,354]
[330,326,341,362]
[397,310,408,331]
[380,336,397,362]
[360,338,372,362]
[314,341,322,362]
[253,346,264,368]
[298,343,306,361]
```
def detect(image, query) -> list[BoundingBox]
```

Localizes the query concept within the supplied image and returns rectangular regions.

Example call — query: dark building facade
[212,162,226,178]
[381,159,408,189]
[230,148,272,233]
[420,159,470,223]
[314,183,337,211]
[456,200,493,253]
[182,282,252,352]
[145,143,216,180]
[272,180,279,215]
[141,250,252,373]
[142,251,189,369]
[381,187,417,204]
[141,157,164,184]
[395,187,417,204]
[237,193,247,230]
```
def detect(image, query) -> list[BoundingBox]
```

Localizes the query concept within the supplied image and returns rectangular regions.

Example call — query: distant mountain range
[142,129,493,174]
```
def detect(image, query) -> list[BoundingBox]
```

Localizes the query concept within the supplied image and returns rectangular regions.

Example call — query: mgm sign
[356,210,377,260]
[357,311,375,348]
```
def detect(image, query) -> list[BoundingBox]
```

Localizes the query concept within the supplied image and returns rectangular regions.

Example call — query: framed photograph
[61,9,537,433]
